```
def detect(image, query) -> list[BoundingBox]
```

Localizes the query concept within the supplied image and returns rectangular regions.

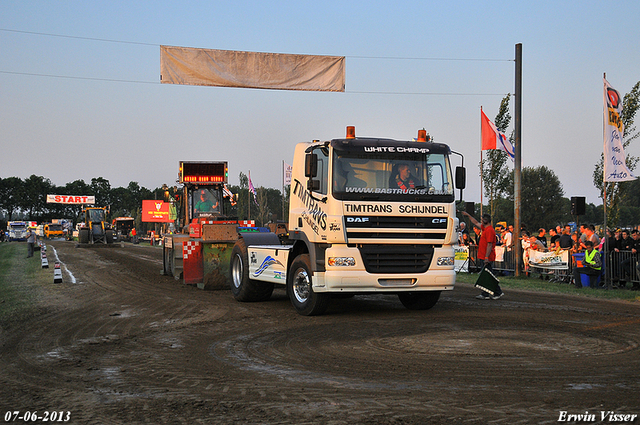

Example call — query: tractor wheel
[79,229,89,244]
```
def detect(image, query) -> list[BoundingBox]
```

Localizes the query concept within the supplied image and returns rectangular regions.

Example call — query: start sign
[46,195,96,204]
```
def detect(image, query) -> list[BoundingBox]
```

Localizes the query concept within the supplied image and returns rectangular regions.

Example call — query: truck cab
[7,221,28,241]
[230,127,466,315]
[44,223,64,239]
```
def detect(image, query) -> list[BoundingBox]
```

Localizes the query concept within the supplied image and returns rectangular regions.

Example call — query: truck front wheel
[287,254,330,316]
[397,291,441,310]
[229,239,274,302]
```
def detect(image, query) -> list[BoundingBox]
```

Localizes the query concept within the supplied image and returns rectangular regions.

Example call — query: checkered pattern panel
[183,240,200,259]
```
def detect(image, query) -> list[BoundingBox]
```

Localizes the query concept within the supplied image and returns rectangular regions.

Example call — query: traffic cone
[41,251,49,268]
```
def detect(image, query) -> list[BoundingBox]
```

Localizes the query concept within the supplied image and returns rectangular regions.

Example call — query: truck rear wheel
[287,254,330,316]
[106,230,114,244]
[397,291,441,310]
[229,239,274,302]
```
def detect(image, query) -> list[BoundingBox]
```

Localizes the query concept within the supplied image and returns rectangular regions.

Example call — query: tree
[593,80,640,227]
[481,94,512,218]
[63,179,92,221]
[506,166,564,231]
[255,187,271,226]
[0,177,24,221]
[90,177,112,207]
[238,172,248,189]
[20,175,52,220]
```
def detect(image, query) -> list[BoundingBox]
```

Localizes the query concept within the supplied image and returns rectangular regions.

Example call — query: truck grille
[358,244,434,274]
[345,216,447,243]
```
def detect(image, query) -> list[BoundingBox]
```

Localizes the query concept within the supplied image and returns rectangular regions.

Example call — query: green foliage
[500,165,565,231]
[0,177,23,221]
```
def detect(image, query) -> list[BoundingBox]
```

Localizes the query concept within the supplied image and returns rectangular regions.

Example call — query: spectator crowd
[458,220,640,290]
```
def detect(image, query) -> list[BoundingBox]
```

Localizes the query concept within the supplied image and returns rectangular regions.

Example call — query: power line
[348,55,513,62]
[1,28,512,95]
[348,90,508,96]
[0,28,157,46]
[0,70,158,85]
[0,28,513,62]
[1,71,508,96]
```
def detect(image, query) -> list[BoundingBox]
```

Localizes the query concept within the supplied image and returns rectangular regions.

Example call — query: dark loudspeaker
[571,196,586,216]
[465,202,475,216]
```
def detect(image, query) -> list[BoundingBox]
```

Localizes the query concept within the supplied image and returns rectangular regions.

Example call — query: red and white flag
[481,109,514,161]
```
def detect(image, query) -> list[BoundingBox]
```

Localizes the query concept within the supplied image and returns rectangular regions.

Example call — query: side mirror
[305,153,318,178]
[455,166,466,190]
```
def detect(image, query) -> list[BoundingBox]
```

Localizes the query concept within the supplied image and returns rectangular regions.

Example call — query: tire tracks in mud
[2,241,640,423]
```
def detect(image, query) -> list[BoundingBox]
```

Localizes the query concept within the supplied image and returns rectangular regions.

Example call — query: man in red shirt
[462,211,504,300]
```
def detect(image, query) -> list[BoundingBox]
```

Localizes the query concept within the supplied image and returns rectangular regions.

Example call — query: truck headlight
[328,257,356,267]
[437,256,455,266]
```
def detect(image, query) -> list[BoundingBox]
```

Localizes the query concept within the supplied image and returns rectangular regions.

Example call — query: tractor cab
[78,206,114,244]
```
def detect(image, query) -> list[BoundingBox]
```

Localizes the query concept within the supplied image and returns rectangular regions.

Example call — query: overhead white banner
[603,77,636,182]
[46,195,95,204]
[161,46,345,92]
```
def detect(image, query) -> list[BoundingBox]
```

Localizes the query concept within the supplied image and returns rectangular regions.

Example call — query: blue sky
[2,1,639,208]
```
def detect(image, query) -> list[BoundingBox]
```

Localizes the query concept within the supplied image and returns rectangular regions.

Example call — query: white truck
[229,126,466,315]
[7,221,28,241]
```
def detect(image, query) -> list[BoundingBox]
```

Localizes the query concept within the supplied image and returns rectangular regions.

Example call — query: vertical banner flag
[603,78,636,182]
[248,172,259,206]
[481,109,515,161]
[284,162,293,186]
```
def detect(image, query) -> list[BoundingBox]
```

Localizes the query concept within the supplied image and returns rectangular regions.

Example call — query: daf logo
[432,218,447,224]
[347,217,370,223]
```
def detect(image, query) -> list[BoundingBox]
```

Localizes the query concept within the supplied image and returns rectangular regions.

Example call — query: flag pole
[480,106,484,218]
[603,72,610,289]
[248,170,251,220]
[282,160,285,222]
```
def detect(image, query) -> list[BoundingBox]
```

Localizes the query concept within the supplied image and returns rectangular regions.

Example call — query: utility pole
[514,43,523,276]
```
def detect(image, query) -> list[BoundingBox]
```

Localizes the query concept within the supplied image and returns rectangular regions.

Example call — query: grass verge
[456,270,640,303]
[0,242,51,330]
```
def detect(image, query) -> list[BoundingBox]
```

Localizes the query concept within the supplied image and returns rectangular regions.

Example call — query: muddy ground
[1,240,640,424]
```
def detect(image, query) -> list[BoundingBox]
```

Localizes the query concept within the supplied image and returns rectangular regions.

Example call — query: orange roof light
[346,126,356,139]
[417,129,427,142]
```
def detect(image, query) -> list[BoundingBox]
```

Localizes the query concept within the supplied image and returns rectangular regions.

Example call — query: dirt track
[1,240,640,424]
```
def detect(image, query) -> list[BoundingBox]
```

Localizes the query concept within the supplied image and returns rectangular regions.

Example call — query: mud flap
[183,240,203,285]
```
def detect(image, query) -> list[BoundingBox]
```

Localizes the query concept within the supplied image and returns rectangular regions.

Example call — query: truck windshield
[88,209,105,222]
[190,187,221,217]
[332,150,454,202]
